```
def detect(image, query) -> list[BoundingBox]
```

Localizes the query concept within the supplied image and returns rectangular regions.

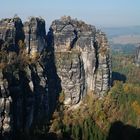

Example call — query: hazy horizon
[0,0,140,28]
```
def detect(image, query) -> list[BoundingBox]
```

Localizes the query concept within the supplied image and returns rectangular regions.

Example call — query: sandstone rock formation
[24,17,46,56]
[135,46,140,66]
[0,16,111,138]
[0,17,50,138]
[0,71,12,134]
[49,16,111,105]
[0,17,24,52]
[0,56,50,138]
[0,17,24,136]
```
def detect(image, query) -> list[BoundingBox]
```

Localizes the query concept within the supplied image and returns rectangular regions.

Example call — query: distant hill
[102,26,140,38]
[111,34,140,45]
[102,26,140,54]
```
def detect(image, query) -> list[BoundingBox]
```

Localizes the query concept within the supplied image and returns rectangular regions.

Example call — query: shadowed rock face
[49,16,111,105]
[24,17,46,55]
[0,16,111,138]
[0,17,25,136]
[0,17,55,138]
[0,17,24,53]
[135,46,140,66]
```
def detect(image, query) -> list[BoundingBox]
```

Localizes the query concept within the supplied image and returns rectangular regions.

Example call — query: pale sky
[0,0,140,28]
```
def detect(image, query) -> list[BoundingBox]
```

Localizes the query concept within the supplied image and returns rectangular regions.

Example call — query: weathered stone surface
[94,30,111,96]
[23,17,46,56]
[0,17,49,138]
[0,61,50,136]
[0,16,111,138]
[135,46,140,66]
[0,17,24,53]
[0,70,12,134]
[55,52,85,105]
[49,16,111,105]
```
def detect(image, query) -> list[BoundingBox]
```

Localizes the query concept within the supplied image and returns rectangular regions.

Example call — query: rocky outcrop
[0,17,24,137]
[0,17,50,139]
[0,16,111,138]
[0,60,50,138]
[135,46,140,66]
[94,30,111,96]
[49,16,111,105]
[55,52,85,105]
[0,71,12,135]
[24,17,46,55]
[0,17,24,52]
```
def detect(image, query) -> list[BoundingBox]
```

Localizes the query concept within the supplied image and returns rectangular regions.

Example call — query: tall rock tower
[48,16,111,105]
[23,17,46,56]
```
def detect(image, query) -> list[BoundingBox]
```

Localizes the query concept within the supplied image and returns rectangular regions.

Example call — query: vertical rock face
[0,17,24,52]
[0,17,24,136]
[49,16,111,105]
[135,46,140,66]
[23,17,46,55]
[94,31,111,96]
[55,52,85,105]
[0,17,50,137]
[0,57,49,137]
[0,16,111,138]
[0,71,12,134]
